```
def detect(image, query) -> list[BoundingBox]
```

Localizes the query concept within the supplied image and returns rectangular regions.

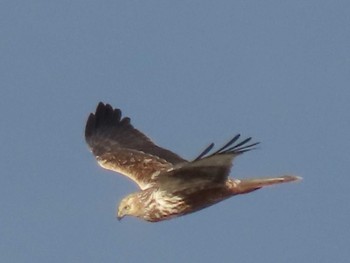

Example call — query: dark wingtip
[193,134,260,160]
[97,101,106,109]
[193,142,215,161]
[231,141,260,153]
[85,113,96,139]
[85,102,128,141]
[211,134,241,155]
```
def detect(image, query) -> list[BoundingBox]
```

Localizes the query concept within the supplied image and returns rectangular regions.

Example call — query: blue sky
[1,1,349,262]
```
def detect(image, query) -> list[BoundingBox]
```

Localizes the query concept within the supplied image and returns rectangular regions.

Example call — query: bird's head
[117,193,143,221]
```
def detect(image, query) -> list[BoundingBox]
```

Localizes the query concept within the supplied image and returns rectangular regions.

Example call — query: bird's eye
[124,205,130,211]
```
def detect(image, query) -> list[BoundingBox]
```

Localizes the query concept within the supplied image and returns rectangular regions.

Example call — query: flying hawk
[85,102,300,222]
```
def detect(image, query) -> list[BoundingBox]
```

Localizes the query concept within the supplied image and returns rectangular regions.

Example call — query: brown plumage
[85,102,300,222]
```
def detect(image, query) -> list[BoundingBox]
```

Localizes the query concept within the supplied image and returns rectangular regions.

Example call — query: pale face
[117,193,142,220]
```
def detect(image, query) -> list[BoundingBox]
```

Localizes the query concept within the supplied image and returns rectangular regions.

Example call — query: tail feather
[232,175,301,194]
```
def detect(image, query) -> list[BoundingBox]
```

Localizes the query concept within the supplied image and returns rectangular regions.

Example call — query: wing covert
[85,102,186,189]
[97,149,173,189]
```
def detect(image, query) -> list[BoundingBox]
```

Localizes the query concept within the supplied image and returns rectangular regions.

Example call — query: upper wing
[85,102,186,189]
[157,134,259,193]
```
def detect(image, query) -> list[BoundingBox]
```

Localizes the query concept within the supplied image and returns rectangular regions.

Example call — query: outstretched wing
[85,102,186,189]
[158,134,259,192]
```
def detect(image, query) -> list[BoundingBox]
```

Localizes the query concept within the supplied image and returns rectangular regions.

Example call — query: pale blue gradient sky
[1,1,349,262]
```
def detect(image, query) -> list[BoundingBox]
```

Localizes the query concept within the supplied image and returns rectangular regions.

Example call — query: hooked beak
[117,210,124,221]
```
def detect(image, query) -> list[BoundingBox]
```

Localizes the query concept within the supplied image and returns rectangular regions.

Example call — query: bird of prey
[85,102,300,222]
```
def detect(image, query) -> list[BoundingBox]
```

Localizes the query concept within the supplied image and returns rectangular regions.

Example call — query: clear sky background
[1,1,349,262]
